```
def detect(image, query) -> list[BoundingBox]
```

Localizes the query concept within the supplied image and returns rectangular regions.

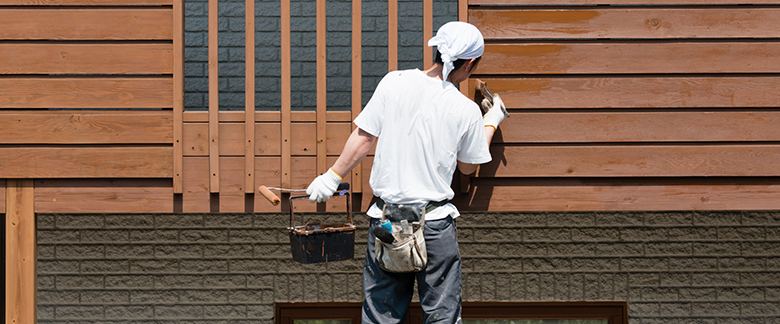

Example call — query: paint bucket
[288,188,355,264]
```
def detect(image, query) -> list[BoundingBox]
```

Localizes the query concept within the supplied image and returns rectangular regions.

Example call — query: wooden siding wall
[459,0,780,211]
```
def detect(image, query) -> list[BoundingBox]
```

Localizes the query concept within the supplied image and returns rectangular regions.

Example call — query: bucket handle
[289,183,352,230]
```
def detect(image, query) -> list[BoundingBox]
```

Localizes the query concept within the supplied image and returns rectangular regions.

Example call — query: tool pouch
[375,203,427,273]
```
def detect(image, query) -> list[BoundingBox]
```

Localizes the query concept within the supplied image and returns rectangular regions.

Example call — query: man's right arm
[330,127,377,179]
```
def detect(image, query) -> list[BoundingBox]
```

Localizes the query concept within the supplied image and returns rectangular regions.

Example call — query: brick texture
[36,211,780,323]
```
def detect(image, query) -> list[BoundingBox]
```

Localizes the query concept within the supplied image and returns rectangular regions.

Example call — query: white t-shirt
[354,69,492,220]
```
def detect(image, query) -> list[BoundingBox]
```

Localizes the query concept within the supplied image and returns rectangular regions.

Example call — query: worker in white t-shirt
[305,21,507,323]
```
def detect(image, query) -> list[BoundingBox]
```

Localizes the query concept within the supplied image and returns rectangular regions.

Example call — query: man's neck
[423,63,445,81]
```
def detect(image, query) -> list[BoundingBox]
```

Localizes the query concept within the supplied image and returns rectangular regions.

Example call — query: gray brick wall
[37,211,780,323]
[184,0,458,111]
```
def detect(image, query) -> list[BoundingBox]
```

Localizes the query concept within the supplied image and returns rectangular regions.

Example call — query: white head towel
[427,21,484,82]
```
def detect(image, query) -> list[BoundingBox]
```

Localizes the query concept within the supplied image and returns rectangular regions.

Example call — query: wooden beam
[173,0,184,193]
[281,0,291,189]
[0,43,173,75]
[1,111,173,144]
[388,0,397,72]
[35,179,172,213]
[6,179,35,324]
[182,111,353,123]
[245,0,256,194]
[471,8,780,40]
[1,147,172,178]
[351,0,362,193]
[0,8,172,40]
[316,0,327,176]
[0,77,173,109]
[469,0,780,5]
[208,0,219,193]
[0,0,170,4]
[469,77,780,109]
[478,43,780,75]
[423,0,432,67]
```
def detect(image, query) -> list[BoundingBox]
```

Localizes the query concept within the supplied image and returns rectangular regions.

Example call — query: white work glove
[306,168,343,203]
[482,93,509,130]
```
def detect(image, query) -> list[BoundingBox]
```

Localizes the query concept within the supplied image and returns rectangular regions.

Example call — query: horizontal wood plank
[1,111,172,144]
[1,147,172,178]
[469,77,780,109]
[0,0,171,5]
[182,111,354,123]
[183,122,357,156]
[34,179,172,213]
[454,177,780,211]
[1,9,172,40]
[471,8,780,39]
[481,145,780,177]
[0,77,173,108]
[0,43,172,74]
[478,43,780,75]
[469,0,780,5]
[494,111,780,143]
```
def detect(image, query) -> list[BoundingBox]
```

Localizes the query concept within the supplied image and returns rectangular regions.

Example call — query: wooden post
[316,0,327,176]
[6,180,36,324]
[423,0,433,67]
[245,0,256,194]
[388,0,397,72]
[208,0,220,193]
[351,0,362,193]
[173,0,185,194]
[281,0,292,189]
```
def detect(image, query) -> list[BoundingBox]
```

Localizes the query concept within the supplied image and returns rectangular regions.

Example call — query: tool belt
[375,198,448,214]
[373,198,447,273]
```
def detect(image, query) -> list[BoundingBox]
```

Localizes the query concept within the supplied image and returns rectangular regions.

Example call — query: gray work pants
[362,216,462,324]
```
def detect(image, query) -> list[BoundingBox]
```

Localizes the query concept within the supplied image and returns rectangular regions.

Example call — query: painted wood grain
[5,180,36,324]
[1,111,173,144]
[454,177,780,212]
[0,9,172,40]
[469,77,780,109]
[0,77,173,108]
[1,147,172,178]
[478,43,780,74]
[471,8,780,39]
[495,112,780,143]
[34,179,172,213]
[481,145,780,177]
[0,43,172,74]
[469,0,780,5]
[0,0,170,4]
[182,111,353,123]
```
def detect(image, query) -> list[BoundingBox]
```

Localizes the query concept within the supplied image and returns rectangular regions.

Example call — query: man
[305,21,507,323]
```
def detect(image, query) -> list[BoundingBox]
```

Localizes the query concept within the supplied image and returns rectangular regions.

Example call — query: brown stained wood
[173,0,184,193]
[454,178,780,212]
[469,77,780,109]
[0,180,5,211]
[183,122,356,157]
[0,0,170,4]
[480,145,780,178]
[1,147,172,178]
[281,0,291,189]
[5,180,35,324]
[245,0,255,194]
[0,43,173,75]
[495,112,780,144]
[34,179,172,213]
[0,77,173,109]
[477,43,780,75]
[1,111,173,144]
[1,9,172,40]
[208,0,219,193]
[471,8,780,40]
[182,111,353,123]
[469,0,780,4]
[352,0,362,193]
[316,0,327,176]
[388,0,397,72]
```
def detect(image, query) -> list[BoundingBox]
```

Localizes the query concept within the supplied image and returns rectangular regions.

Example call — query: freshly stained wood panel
[478,43,780,75]
[34,179,173,213]
[472,8,780,39]
[5,180,36,324]
[0,77,173,108]
[2,111,172,144]
[183,122,355,157]
[1,147,172,178]
[181,111,353,123]
[0,9,172,40]
[495,112,780,143]
[481,145,780,177]
[0,43,172,74]
[454,178,780,211]
[469,0,780,4]
[470,77,780,109]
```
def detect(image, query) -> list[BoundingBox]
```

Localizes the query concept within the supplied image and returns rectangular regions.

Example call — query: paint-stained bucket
[288,186,355,264]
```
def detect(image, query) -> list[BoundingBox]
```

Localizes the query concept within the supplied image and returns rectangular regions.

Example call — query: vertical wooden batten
[173,0,184,194]
[208,0,220,193]
[5,180,35,324]
[388,0,397,72]
[317,0,327,176]
[280,0,292,188]
[423,0,433,67]
[245,0,256,193]
[351,0,362,193]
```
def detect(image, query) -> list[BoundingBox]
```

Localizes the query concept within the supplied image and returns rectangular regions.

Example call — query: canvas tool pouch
[375,202,427,273]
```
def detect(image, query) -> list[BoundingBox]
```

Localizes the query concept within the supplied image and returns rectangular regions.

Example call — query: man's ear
[466,58,480,73]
